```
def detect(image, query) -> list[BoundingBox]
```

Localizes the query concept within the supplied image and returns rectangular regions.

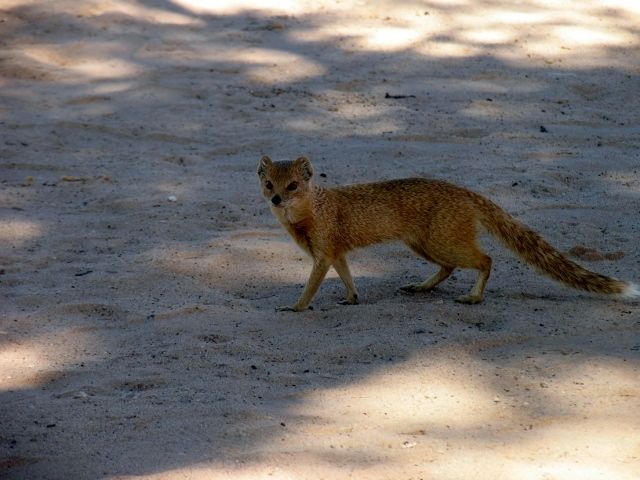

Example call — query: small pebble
[168,195,177,202]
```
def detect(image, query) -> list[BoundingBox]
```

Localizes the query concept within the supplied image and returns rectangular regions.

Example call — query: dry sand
[1,0,640,478]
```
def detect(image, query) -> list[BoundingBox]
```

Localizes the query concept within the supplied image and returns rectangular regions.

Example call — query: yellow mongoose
[258,155,639,311]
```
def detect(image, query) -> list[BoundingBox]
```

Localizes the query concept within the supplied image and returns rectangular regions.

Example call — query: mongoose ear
[293,156,313,181]
[257,155,273,178]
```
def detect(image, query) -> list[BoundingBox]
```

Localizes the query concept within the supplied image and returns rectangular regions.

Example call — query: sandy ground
[1,0,640,478]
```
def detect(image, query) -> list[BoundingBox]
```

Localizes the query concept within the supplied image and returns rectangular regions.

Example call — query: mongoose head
[257,155,314,209]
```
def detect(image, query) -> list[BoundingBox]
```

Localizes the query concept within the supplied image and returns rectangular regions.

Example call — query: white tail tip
[621,283,640,299]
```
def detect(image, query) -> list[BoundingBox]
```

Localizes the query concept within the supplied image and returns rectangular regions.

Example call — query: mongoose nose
[272,195,281,206]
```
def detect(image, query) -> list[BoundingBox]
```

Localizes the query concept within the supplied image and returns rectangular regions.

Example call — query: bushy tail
[474,195,638,298]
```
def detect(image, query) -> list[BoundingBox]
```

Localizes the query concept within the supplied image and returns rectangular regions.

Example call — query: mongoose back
[257,155,639,311]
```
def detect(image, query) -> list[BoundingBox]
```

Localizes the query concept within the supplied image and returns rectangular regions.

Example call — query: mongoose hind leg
[400,265,454,293]
[404,237,493,304]
[401,241,455,294]
[454,252,492,304]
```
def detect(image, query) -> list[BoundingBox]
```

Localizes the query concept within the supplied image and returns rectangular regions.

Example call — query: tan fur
[257,155,638,311]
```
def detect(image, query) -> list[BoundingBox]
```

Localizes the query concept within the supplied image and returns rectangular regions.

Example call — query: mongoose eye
[286,182,298,191]
[265,181,273,190]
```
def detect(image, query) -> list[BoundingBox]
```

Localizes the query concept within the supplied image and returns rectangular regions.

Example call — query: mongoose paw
[275,305,312,312]
[338,295,359,306]
[400,283,430,293]
[275,306,295,312]
[455,295,483,305]
[400,284,418,293]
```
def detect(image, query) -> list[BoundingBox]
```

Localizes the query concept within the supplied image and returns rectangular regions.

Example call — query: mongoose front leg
[276,257,332,312]
[332,254,359,305]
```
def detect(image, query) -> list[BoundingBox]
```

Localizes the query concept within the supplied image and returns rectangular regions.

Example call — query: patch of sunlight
[463,28,516,45]
[461,103,506,120]
[288,117,402,137]
[505,418,639,480]
[552,25,634,46]
[416,41,478,58]
[67,61,142,80]
[114,347,640,478]
[118,464,336,480]
[518,461,629,480]
[4,0,201,25]
[291,356,497,431]
[0,326,106,392]
[427,0,468,6]
[233,49,326,84]
[308,103,388,121]
[286,116,403,137]
[91,82,139,95]
[23,45,143,80]
[170,0,305,15]
[0,342,50,390]
[492,11,548,24]
[284,118,323,133]
[153,0,640,70]
[363,27,425,51]
[597,0,640,14]
[0,219,43,246]
[146,232,324,288]
[250,354,638,479]
[81,0,202,25]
